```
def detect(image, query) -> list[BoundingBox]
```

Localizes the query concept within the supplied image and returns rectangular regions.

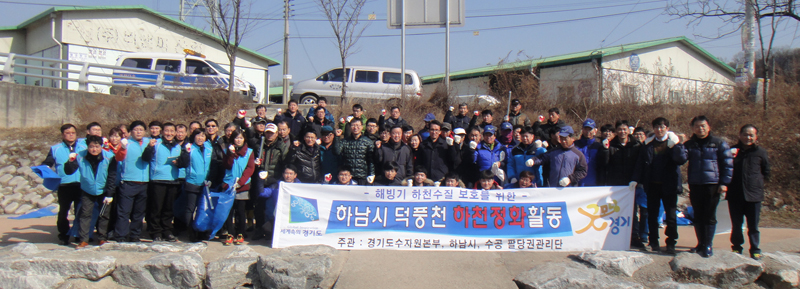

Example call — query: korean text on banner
[271,183,634,252]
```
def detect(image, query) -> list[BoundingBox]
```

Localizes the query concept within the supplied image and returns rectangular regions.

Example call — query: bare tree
[667,0,794,108]
[318,0,370,103]
[204,0,255,100]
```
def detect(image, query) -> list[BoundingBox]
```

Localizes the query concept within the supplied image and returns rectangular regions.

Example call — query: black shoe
[152,236,164,242]
[702,247,713,258]
[164,234,178,242]
[58,238,71,245]
[665,245,676,255]
[630,240,645,249]
[128,237,141,243]
[689,246,702,253]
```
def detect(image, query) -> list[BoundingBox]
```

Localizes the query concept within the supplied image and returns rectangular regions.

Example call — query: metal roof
[422,36,735,84]
[0,5,280,67]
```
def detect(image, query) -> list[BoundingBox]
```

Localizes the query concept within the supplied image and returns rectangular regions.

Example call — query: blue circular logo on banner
[629,53,640,72]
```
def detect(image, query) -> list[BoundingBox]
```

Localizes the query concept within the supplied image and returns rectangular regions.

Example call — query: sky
[2,0,799,85]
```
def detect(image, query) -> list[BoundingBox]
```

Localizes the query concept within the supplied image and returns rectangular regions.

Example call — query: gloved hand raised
[558,177,571,187]
[628,181,638,192]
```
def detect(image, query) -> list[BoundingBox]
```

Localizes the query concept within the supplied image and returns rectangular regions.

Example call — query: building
[423,36,735,104]
[0,5,279,100]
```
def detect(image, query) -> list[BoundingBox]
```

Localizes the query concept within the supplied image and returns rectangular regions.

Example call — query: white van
[290,66,422,104]
[111,50,260,102]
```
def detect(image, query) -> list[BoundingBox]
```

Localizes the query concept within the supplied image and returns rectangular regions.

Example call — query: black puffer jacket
[418,136,458,181]
[375,141,414,179]
[334,134,375,179]
[597,137,642,186]
[286,144,322,183]
[727,144,770,202]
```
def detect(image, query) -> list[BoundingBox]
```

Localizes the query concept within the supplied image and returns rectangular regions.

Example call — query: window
[621,85,638,101]
[382,72,413,84]
[355,70,379,83]
[317,68,350,82]
[121,58,153,70]
[186,60,215,75]
[558,86,575,99]
[155,59,181,72]
[669,90,682,103]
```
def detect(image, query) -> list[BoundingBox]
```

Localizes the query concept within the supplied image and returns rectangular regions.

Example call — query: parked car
[290,66,422,104]
[111,50,260,102]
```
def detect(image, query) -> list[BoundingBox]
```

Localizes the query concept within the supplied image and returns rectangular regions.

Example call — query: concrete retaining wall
[0,82,105,128]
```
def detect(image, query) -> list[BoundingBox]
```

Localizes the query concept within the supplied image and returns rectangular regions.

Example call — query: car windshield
[206,60,230,75]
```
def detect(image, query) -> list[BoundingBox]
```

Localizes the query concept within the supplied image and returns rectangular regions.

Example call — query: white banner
[272,183,634,251]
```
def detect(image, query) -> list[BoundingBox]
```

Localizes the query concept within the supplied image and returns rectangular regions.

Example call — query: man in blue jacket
[575,119,599,186]
[114,120,151,242]
[683,116,733,257]
[528,126,587,187]
[41,124,87,245]
[631,117,688,254]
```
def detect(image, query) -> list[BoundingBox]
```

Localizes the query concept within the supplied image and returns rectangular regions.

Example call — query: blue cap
[483,125,496,135]
[582,118,596,129]
[321,125,334,133]
[558,125,574,137]
[424,113,436,122]
[500,122,513,131]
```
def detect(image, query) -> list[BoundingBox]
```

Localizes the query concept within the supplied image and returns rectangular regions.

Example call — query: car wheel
[300,94,318,105]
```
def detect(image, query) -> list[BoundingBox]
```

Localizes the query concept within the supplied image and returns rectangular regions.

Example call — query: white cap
[453,128,467,135]
[265,123,278,133]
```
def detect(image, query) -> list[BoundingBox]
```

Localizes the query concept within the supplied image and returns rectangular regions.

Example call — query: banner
[272,183,634,251]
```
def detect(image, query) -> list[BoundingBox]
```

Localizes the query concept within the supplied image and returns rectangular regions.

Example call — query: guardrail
[0,52,191,99]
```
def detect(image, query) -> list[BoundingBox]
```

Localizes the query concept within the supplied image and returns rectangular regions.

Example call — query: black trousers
[114,182,148,240]
[728,198,761,254]
[184,185,202,234]
[78,192,111,242]
[689,184,721,249]
[645,184,678,247]
[225,199,248,236]
[631,204,649,242]
[147,182,180,237]
[56,184,82,241]
[252,178,267,234]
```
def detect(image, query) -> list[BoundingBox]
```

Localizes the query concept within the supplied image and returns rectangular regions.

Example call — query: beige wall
[602,42,734,85]
[0,31,27,54]
[539,62,597,101]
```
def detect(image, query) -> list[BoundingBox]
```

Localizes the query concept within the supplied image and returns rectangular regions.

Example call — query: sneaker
[222,234,234,246]
[665,245,676,255]
[732,249,743,254]
[752,253,762,260]
[76,242,89,249]
[164,234,178,242]
[152,236,164,242]
[234,234,244,245]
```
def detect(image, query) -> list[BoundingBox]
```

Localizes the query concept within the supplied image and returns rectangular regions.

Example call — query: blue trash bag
[31,165,61,191]
[193,185,235,240]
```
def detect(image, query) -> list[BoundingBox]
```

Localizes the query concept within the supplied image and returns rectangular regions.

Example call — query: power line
[599,0,643,48]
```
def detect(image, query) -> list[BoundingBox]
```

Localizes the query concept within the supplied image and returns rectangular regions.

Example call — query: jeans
[56,184,82,240]
[645,184,678,247]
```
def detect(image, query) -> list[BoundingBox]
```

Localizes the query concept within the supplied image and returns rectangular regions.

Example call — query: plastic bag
[193,185,235,239]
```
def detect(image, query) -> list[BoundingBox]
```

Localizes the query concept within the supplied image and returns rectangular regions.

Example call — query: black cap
[511,99,521,105]
[252,117,267,124]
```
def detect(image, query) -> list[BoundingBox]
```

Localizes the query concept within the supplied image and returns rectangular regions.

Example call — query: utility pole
[179,0,207,22]
[282,0,291,104]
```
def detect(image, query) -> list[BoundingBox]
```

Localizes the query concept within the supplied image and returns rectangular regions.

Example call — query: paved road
[2,215,799,288]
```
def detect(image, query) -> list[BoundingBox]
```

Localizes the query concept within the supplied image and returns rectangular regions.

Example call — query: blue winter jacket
[184,141,213,186]
[120,137,150,182]
[532,145,588,187]
[75,150,117,196]
[261,179,302,223]
[49,141,87,184]
[473,140,506,172]
[683,134,733,185]
[145,138,181,182]
[575,137,600,186]
[507,143,547,187]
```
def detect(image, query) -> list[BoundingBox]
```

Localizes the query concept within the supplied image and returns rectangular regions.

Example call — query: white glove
[525,158,535,167]
[237,109,246,119]
[366,175,375,184]
[496,169,505,182]
[68,153,77,162]
[454,135,462,144]
[534,140,542,149]
[185,143,192,152]
[324,173,332,182]
[449,106,454,111]
[229,145,236,152]
[474,110,480,116]
[316,139,322,145]
[244,119,251,128]
[346,116,354,123]
[203,180,212,187]
[510,178,517,184]
[102,137,109,146]
[469,141,478,150]
[103,197,113,204]
[259,171,268,179]
[277,108,282,113]
[339,117,346,124]
[559,177,571,187]
[730,148,739,157]
[407,180,413,187]
[491,162,499,173]
[120,138,128,147]
[629,181,638,192]
[434,181,441,187]
[602,139,609,149]
[446,137,454,146]
[234,183,241,189]
[381,109,386,115]
[666,131,679,148]
[542,141,548,148]
[499,151,506,162]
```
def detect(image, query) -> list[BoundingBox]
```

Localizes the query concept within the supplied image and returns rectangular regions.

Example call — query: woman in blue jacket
[142,123,182,242]
[221,129,255,246]
[176,129,213,242]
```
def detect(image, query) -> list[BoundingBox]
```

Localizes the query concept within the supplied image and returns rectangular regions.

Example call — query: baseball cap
[453,128,467,135]
[320,125,334,136]
[265,123,278,133]
[511,99,521,106]
[252,117,267,124]
[483,125,497,135]
[501,122,513,131]
[558,125,575,137]
[423,113,436,122]
[442,123,452,131]
[582,118,596,129]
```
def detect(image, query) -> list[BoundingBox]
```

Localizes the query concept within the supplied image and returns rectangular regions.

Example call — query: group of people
[43,96,769,260]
